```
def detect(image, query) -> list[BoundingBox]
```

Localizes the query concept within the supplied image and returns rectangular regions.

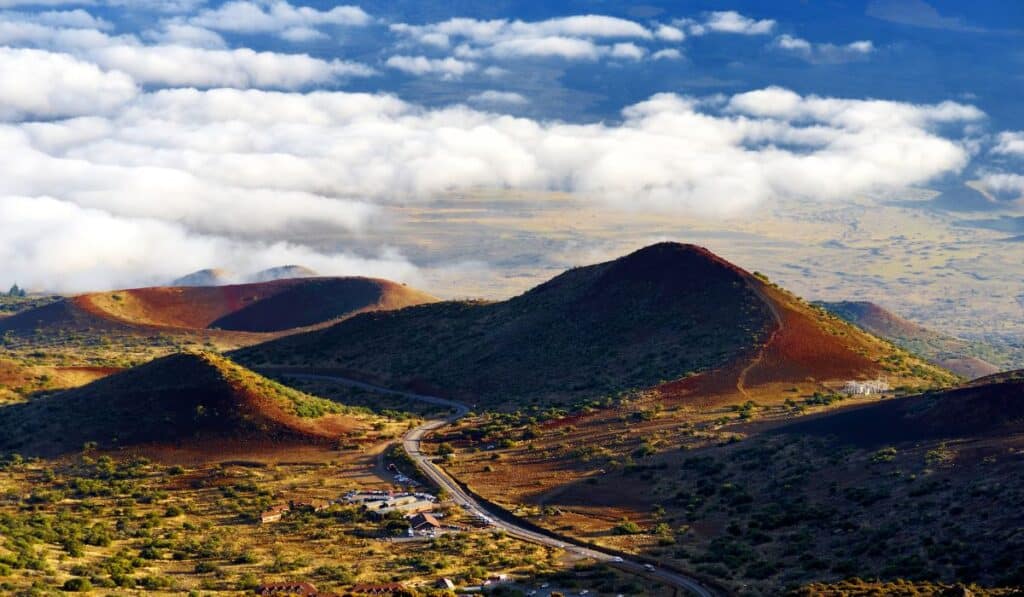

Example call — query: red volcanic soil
[0,352,364,457]
[741,284,879,386]
[775,372,1024,446]
[55,366,123,377]
[1,277,436,336]
[658,272,884,405]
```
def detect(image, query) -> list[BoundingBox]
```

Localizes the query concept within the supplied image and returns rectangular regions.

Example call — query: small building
[256,581,318,595]
[290,498,330,512]
[349,583,405,595]
[408,512,441,532]
[434,577,456,590]
[841,379,891,396]
[260,504,290,524]
[366,495,436,518]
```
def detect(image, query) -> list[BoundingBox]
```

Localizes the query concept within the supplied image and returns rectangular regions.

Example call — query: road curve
[280,372,719,597]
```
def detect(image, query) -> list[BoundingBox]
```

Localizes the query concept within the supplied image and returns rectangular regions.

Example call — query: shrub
[871,447,898,464]
[62,577,93,592]
[614,520,642,535]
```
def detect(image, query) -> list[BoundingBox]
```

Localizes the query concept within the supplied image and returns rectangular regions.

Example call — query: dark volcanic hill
[0,352,361,457]
[0,277,437,336]
[815,300,1008,378]
[236,243,954,407]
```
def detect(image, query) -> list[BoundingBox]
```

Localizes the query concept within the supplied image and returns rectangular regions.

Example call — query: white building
[841,379,890,395]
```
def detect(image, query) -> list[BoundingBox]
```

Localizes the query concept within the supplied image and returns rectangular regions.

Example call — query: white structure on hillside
[841,379,890,396]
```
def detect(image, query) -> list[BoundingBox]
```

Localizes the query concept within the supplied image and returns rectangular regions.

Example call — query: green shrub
[614,520,642,535]
[62,577,93,592]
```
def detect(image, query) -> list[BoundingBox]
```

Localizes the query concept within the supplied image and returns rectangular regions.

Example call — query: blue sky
[85,0,1024,128]
[0,0,1022,304]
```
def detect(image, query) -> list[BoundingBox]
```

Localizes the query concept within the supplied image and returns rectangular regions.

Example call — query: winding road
[281,372,719,597]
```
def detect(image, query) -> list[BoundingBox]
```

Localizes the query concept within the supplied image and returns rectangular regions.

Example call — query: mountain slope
[0,352,364,457]
[237,243,954,407]
[170,268,234,287]
[247,265,318,283]
[816,300,1009,378]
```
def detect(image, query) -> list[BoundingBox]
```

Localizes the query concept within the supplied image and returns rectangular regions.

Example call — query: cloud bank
[0,4,1015,294]
[0,75,986,291]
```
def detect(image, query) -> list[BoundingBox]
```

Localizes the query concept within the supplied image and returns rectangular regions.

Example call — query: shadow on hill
[772,373,1024,447]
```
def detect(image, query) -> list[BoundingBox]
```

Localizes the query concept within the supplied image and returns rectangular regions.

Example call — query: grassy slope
[0,351,370,457]
[236,243,777,408]
[816,300,1018,377]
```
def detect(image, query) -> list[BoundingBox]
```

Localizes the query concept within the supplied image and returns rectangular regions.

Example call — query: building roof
[408,512,441,528]
[350,582,405,594]
[256,581,317,595]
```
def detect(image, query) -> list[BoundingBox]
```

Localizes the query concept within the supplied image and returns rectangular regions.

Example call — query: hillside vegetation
[0,352,376,457]
[237,243,777,407]
[238,243,954,408]
[448,371,1024,594]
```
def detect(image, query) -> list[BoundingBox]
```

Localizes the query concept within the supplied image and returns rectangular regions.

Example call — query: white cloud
[90,44,374,89]
[0,0,206,12]
[978,172,1024,201]
[993,131,1024,157]
[487,36,602,60]
[0,8,109,29]
[0,47,137,119]
[385,55,476,78]
[391,15,657,64]
[774,34,875,63]
[191,1,370,38]
[143,22,226,48]
[1,85,983,228]
[683,11,776,36]
[0,15,376,89]
[653,23,684,42]
[0,195,419,293]
[280,25,325,42]
[392,15,653,45]
[468,90,528,106]
[651,48,682,60]
[610,42,646,61]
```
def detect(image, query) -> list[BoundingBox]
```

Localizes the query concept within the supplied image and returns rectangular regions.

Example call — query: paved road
[282,372,719,597]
